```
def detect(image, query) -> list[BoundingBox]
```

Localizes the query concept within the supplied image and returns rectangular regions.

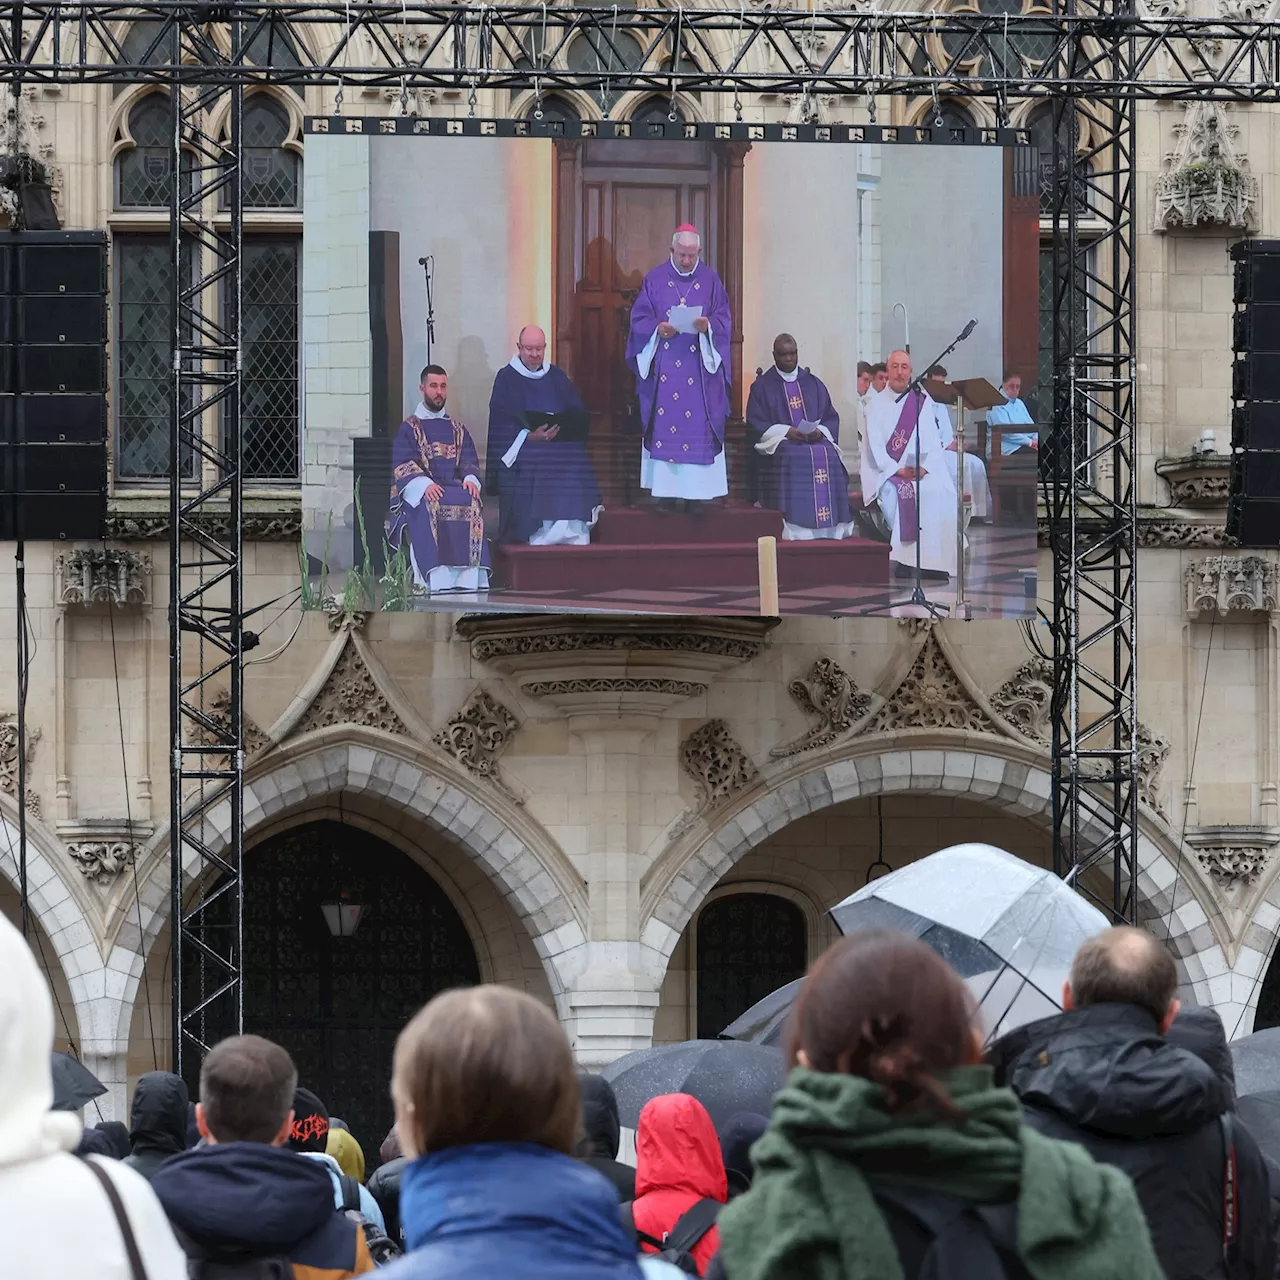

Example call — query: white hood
[0,912,81,1166]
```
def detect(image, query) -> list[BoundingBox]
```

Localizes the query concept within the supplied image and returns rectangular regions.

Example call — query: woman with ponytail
[708,931,1164,1280]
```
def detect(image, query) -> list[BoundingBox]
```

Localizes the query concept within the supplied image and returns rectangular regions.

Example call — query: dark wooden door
[555,139,747,504]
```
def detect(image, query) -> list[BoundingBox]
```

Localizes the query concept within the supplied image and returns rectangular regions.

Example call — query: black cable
[103,544,160,1072]
[1161,610,1216,943]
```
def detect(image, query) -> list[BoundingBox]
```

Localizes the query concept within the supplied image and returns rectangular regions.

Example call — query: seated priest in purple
[485,324,602,546]
[384,364,491,595]
[625,224,732,512]
[747,333,855,541]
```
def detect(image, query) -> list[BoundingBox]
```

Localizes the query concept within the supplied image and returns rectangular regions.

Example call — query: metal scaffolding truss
[3,5,1280,99]
[166,18,245,1077]
[9,0,1271,1054]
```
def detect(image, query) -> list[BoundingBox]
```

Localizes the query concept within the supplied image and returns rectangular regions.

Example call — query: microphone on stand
[960,318,977,341]
[418,255,435,366]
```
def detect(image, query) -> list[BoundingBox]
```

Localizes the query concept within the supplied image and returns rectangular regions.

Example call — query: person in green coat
[708,930,1166,1280]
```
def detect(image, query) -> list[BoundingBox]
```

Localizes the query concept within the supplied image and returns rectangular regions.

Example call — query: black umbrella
[720,979,803,1047]
[50,1051,107,1112]
[601,1039,785,1131]
[1238,1089,1280,1161]
[1230,1027,1280,1098]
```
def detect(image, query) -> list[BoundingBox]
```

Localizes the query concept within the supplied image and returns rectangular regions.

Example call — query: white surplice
[932,401,992,522]
[862,386,958,576]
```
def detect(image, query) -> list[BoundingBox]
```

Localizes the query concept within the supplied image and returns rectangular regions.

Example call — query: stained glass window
[239,239,300,480]
[696,894,807,1040]
[567,30,645,113]
[225,96,300,209]
[116,236,196,478]
[116,95,186,208]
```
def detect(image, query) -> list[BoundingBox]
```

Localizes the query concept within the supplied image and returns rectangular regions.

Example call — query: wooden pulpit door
[554,139,745,506]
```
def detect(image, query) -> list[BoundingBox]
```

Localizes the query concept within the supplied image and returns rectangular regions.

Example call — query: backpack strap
[81,1155,149,1280]
[620,1200,667,1252]
[665,1198,722,1255]
[1221,1112,1240,1266]
[338,1173,361,1214]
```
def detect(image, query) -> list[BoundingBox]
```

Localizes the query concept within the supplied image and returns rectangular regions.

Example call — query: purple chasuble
[884,390,925,541]
[625,258,732,468]
[744,367,851,531]
[385,415,491,578]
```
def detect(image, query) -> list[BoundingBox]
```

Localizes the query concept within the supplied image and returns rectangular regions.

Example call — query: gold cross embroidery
[814,469,829,483]
[817,507,831,522]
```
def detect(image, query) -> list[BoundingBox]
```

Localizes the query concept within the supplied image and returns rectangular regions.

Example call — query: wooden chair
[984,420,1039,525]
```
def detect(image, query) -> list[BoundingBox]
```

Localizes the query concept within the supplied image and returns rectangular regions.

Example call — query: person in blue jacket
[380,985,681,1280]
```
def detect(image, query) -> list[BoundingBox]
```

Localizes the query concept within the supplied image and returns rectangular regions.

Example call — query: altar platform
[492,506,891,597]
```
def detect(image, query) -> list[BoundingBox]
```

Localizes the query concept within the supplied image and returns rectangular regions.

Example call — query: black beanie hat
[289,1087,330,1152]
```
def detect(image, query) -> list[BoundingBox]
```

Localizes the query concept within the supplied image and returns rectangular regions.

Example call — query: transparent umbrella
[721,843,1110,1046]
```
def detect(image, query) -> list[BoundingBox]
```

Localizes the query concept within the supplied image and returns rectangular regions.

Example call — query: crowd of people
[4,904,1279,1279]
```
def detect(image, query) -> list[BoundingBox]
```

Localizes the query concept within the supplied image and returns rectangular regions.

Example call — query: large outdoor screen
[301,118,1040,618]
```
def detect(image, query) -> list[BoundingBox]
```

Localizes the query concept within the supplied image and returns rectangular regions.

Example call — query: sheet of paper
[668,304,703,335]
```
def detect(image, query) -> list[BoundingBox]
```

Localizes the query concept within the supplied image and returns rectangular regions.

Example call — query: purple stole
[784,378,836,530]
[885,390,923,541]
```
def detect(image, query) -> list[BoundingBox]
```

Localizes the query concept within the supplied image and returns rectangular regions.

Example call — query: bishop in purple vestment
[385,365,491,594]
[625,225,732,505]
[486,325,602,546]
[747,334,855,540]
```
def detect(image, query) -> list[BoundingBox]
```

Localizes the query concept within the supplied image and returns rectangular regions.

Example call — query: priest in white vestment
[862,349,958,580]
[925,364,992,523]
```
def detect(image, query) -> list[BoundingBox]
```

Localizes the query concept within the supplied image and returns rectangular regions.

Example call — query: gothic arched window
[632,96,686,127]
[528,94,581,125]
[567,29,645,113]
[939,0,1054,79]
[115,94,174,208]
[229,95,300,209]
[696,893,807,1040]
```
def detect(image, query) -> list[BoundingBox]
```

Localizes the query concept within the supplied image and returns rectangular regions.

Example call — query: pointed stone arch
[639,740,1230,1018]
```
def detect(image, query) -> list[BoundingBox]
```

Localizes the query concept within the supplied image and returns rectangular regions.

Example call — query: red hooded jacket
[631,1094,727,1276]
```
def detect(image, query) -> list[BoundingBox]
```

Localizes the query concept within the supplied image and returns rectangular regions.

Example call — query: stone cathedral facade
[0,2,1277,1128]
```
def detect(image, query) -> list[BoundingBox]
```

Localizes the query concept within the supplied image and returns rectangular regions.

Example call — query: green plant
[380,535,414,611]
[297,510,334,609]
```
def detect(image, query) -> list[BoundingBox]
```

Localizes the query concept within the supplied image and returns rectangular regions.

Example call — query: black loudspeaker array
[1230,239,1280,546]
[0,230,108,541]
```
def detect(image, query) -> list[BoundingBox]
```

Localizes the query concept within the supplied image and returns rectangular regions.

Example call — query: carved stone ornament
[459,617,775,665]
[68,840,136,885]
[432,689,519,779]
[0,714,40,818]
[1197,845,1271,886]
[56,547,151,607]
[1138,521,1230,549]
[105,508,303,542]
[1186,555,1279,616]
[771,658,873,758]
[1154,454,1232,509]
[521,678,706,700]
[324,606,369,634]
[196,690,272,761]
[1187,825,1279,887]
[1137,722,1171,820]
[681,720,760,807]
[1038,519,1230,550]
[293,643,410,738]
[1155,103,1258,232]
[989,658,1055,746]
[866,633,996,735]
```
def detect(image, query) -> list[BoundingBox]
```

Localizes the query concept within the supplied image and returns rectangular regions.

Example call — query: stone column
[456,615,777,1066]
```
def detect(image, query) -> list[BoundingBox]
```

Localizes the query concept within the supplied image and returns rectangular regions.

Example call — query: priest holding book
[747,333,855,540]
[626,224,732,510]
[486,324,602,545]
